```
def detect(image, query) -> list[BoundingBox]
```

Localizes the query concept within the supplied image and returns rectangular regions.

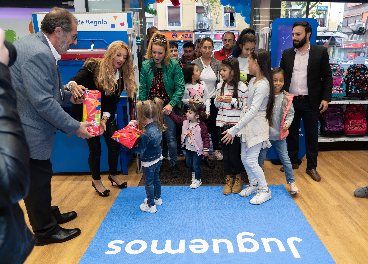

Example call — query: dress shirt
[289,44,310,96]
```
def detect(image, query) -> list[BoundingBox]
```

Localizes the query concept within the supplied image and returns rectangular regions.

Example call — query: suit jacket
[10,32,80,160]
[280,45,333,111]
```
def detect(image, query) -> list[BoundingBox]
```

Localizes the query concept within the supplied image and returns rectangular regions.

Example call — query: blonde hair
[136,98,166,134]
[84,41,137,98]
[145,32,171,66]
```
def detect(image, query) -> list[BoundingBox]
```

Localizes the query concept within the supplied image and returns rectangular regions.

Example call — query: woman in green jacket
[139,32,185,178]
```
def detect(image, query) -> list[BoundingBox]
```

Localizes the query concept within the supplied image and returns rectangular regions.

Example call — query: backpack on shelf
[344,64,368,97]
[321,105,345,135]
[318,119,321,135]
[344,104,367,135]
[330,64,346,97]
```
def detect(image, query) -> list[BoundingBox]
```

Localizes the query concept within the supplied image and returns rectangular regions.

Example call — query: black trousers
[23,159,61,237]
[87,117,120,180]
[220,127,243,175]
[206,98,220,151]
[287,98,319,170]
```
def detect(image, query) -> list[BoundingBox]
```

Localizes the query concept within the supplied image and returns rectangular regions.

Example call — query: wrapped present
[83,90,101,136]
[112,123,142,149]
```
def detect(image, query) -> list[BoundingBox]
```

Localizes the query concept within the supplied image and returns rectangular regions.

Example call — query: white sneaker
[213,150,223,160]
[249,189,272,205]
[144,197,163,205]
[239,185,259,197]
[140,203,157,213]
[190,179,202,189]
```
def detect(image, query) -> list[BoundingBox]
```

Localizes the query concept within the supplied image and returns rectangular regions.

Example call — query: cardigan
[139,58,185,107]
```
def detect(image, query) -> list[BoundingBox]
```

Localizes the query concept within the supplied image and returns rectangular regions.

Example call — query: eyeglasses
[223,39,234,43]
[152,37,167,43]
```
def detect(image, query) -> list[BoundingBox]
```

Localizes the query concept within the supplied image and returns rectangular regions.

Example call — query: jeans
[241,142,268,192]
[288,98,319,170]
[185,150,203,180]
[220,129,242,175]
[143,160,162,207]
[86,118,120,180]
[163,113,177,166]
[258,139,295,184]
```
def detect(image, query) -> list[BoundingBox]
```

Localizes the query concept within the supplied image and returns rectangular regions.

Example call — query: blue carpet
[80,185,335,264]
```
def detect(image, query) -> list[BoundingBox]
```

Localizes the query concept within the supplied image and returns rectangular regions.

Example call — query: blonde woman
[139,31,185,178]
[68,40,137,197]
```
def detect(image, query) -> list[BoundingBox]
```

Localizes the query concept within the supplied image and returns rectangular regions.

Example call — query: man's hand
[70,96,83,104]
[75,122,94,139]
[0,29,9,66]
[162,104,173,115]
[71,84,87,99]
[319,100,329,114]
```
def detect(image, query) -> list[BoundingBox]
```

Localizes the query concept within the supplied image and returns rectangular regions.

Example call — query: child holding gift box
[68,41,137,197]
[128,98,166,213]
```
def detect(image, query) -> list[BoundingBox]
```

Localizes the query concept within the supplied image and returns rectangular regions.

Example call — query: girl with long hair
[128,98,166,213]
[222,49,275,205]
[68,40,137,197]
[139,31,185,178]
[215,57,248,195]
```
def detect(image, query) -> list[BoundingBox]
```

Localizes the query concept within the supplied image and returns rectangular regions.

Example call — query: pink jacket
[280,91,294,140]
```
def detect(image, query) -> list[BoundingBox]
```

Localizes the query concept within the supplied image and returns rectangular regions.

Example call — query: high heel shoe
[92,181,110,197]
[108,175,127,189]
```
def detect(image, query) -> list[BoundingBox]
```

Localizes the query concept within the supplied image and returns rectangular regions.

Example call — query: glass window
[196,5,209,30]
[223,7,236,28]
[167,5,181,27]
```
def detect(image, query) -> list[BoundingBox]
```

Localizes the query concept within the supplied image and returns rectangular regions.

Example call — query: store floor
[20,150,368,264]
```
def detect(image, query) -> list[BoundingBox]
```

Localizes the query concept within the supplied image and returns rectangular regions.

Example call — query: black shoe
[204,156,215,169]
[35,227,81,246]
[108,175,127,189]
[55,211,77,225]
[92,181,110,197]
[171,164,180,178]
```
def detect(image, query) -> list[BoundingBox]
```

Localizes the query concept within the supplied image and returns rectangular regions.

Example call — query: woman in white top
[192,37,223,160]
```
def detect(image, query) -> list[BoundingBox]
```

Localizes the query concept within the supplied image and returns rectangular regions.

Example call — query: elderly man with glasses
[214,31,235,61]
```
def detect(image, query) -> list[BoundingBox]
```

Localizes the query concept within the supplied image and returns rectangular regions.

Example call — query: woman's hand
[162,104,173,115]
[71,83,87,99]
[100,118,107,135]
[221,130,234,145]
[70,96,83,104]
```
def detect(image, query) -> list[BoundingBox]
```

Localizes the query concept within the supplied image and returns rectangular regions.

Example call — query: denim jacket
[128,121,162,162]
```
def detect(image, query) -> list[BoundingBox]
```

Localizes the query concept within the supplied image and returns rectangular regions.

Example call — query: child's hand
[189,99,195,104]
[222,96,232,103]
[283,123,289,131]
[215,96,222,102]
[203,151,209,157]
[206,114,209,119]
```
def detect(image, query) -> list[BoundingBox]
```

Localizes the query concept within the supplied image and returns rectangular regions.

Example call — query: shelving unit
[318,98,368,143]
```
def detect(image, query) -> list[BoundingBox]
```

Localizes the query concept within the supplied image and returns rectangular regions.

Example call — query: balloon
[220,0,229,6]
[244,16,250,25]
[149,0,156,4]
[234,3,242,14]
[228,0,239,7]
[241,4,251,17]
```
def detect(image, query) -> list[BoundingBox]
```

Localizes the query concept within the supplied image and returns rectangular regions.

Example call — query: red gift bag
[112,123,142,149]
[83,90,101,136]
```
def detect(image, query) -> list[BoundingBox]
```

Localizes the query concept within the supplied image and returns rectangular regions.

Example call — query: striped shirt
[214,81,248,127]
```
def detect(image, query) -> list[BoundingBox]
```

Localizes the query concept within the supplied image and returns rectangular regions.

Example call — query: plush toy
[240,72,247,82]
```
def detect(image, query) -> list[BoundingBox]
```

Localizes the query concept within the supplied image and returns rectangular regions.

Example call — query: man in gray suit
[10,8,93,246]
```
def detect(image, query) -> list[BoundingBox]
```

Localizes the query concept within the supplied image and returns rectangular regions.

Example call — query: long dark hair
[188,103,207,122]
[183,63,201,84]
[220,57,240,108]
[250,49,274,126]
[234,28,256,58]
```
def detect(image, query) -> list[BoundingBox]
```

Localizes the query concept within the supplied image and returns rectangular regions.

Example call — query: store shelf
[329,99,368,105]
[318,135,368,142]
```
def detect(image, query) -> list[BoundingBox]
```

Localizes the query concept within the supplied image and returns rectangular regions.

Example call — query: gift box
[111,123,142,149]
[83,90,101,136]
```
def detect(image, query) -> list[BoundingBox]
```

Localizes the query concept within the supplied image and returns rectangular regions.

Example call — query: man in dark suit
[280,21,332,182]
[10,8,93,245]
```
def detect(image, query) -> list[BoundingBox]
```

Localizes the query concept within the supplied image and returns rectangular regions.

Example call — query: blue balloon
[234,3,242,14]
[241,4,251,17]
[244,16,250,25]
[228,0,239,7]
[149,0,156,4]
[220,0,229,6]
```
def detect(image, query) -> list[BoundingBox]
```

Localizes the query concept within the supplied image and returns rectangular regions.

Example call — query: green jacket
[139,58,185,107]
